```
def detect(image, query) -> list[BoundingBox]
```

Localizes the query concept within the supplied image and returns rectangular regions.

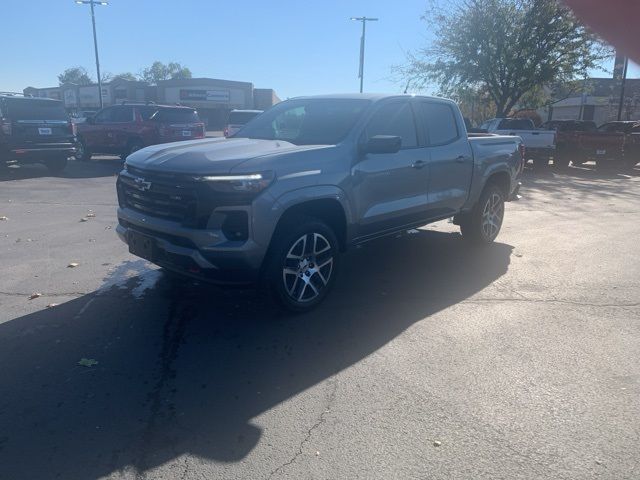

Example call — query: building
[23,77,280,129]
[538,54,640,125]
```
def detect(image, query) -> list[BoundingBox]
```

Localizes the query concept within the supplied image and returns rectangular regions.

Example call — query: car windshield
[497,118,534,129]
[228,111,261,125]
[5,99,68,120]
[234,99,370,145]
[150,108,199,123]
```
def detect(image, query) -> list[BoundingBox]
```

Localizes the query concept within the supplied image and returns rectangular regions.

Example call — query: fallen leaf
[515,253,523,258]
[67,262,79,268]
[78,358,98,367]
[80,218,89,222]
[433,441,442,447]
[46,303,58,308]
[86,213,96,218]
[104,226,112,230]
[29,293,42,300]
[0,216,8,221]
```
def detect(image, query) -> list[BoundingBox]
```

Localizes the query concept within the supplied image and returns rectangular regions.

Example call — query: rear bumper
[2,143,76,162]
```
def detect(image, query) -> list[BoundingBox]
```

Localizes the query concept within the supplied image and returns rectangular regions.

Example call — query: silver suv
[116,94,523,312]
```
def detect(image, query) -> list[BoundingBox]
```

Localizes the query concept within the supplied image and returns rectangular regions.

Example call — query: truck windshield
[6,99,68,121]
[234,99,370,145]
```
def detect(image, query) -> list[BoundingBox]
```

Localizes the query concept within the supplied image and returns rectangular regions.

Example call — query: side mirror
[360,135,402,155]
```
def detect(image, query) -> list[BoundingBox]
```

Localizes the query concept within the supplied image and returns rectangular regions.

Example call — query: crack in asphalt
[134,291,194,479]
[466,297,640,308]
[267,377,338,479]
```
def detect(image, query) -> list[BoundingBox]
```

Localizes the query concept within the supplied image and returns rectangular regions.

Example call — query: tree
[401,0,611,117]
[110,72,138,82]
[58,67,92,85]
[140,61,192,84]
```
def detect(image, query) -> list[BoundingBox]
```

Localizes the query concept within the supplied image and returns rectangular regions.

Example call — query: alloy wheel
[282,232,334,303]
[481,192,504,240]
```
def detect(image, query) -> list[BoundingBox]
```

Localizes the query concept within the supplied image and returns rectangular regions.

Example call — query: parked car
[574,121,640,169]
[224,109,263,137]
[0,93,76,173]
[480,117,556,168]
[540,119,597,168]
[116,94,523,312]
[75,103,205,161]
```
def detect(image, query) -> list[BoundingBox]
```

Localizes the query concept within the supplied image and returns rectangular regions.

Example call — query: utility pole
[75,0,109,109]
[350,16,378,93]
[617,56,629,121]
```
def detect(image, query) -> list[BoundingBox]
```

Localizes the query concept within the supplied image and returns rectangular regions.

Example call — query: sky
[1,0,638,99]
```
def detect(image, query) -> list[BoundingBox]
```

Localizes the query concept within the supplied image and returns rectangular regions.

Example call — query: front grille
[118,169,206,227]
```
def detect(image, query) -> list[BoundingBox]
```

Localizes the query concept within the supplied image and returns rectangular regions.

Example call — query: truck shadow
[0,230,512,479]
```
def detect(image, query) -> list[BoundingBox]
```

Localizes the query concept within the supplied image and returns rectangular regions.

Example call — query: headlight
[193,172,274,195]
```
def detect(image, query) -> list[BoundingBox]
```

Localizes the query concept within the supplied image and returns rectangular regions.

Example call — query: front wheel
[460,184,505,244]
[121,141,144,160]
[263,216,340,313]
[75,139,92,162]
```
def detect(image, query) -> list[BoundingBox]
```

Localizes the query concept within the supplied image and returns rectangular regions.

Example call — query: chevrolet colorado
[116,94,523,311]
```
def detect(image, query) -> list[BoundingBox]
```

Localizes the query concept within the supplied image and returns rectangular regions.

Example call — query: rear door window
[364,102,418,148]
[138,106,158,120]
[151,108,200,123]
[497,118,534,130]
[418,102,459,145]
[6,99,68,120]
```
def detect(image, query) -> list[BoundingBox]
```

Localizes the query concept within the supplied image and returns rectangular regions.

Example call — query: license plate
[38,127,52,135]
[127,231,156,261]
[596,149,606,155]
[182,130,192,137]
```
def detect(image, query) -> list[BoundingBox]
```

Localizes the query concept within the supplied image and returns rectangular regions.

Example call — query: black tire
[44,156,68,174]
[460,183,505,245]
[75,138,92,162]
[121,140,144,160]
[262,215,340,313]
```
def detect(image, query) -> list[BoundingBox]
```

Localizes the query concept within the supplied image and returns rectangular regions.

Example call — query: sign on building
[179,89,230,103]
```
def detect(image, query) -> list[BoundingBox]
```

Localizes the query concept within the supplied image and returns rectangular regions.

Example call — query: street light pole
[350,16,378,93]
[617,56,629,121]
[75,0,109,109]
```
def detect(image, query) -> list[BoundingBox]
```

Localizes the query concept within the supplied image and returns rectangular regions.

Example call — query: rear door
[82,107,113,151]
[5,98,71,147]
[352,99,431,238]
[105,106,136,151]
[416,100,473,217]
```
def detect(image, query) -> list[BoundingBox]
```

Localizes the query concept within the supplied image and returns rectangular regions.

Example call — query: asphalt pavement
[0,158,639,480]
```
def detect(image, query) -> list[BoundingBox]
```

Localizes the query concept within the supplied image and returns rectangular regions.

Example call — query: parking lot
[1,159,639,479]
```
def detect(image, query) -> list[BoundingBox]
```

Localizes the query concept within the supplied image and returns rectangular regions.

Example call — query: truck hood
[125,137,328,174]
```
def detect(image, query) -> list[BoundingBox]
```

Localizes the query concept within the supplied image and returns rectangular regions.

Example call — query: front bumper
[116,207,265,285]
[4,144,76,163]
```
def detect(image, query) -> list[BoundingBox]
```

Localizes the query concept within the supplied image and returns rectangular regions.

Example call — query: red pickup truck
[76,103,205,161]
[542,120,640,170]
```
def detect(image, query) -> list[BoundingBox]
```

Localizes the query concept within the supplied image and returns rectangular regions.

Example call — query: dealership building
[23,77,280,129]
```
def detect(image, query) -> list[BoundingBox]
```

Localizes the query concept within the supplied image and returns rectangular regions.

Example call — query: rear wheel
[75,139,91,162]
[44,156,68,174]
[263,216,340,313]
[460,184,505,244]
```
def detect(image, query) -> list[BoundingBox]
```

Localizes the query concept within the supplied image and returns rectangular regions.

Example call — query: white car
[224,109,263,137]
[480,118,556,167]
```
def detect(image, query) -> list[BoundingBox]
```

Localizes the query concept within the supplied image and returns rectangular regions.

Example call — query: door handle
[411,160,426,169]
[455,155,467,163]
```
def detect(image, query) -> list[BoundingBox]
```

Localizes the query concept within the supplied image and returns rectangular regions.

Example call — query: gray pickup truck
[116,94,523,311]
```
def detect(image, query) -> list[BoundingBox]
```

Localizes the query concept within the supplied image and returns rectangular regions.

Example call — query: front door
[82,107,113,152]
[352,100,430,239]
